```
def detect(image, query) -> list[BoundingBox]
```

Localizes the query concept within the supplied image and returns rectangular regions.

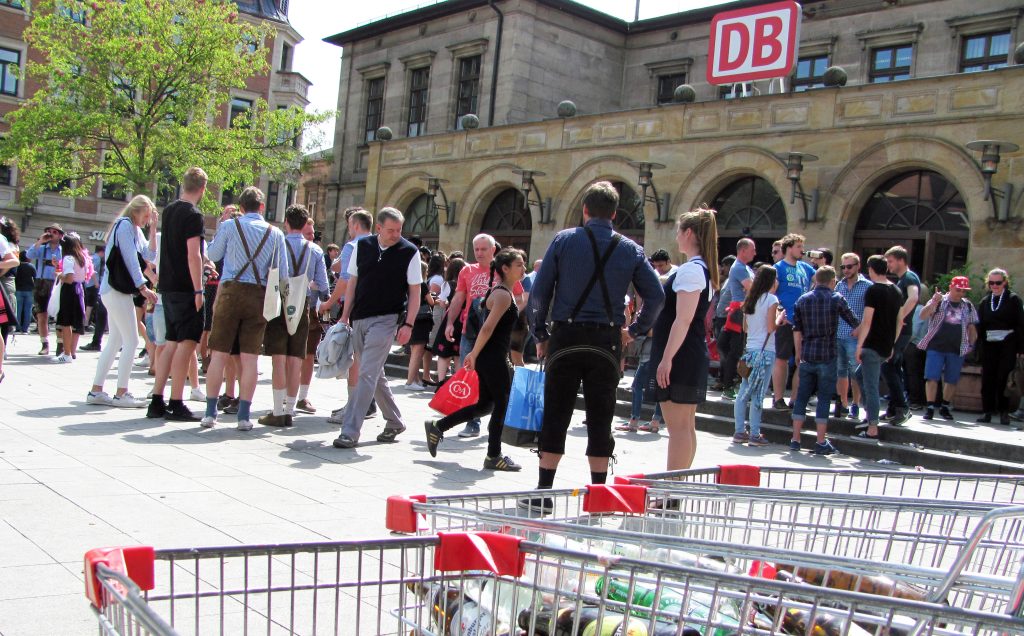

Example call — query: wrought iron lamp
[780,152,820,222]
[511,168,552,224]
[627,160,671,222]
[966,140,1018,223]
[422,176,457,226]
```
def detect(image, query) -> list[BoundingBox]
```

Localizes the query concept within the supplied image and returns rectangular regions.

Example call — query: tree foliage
[0,0,331,211]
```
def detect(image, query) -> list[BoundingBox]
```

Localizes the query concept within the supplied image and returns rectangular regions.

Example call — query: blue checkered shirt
[793,285,861,363]
[835,275,870,342]
[207,213,288,286]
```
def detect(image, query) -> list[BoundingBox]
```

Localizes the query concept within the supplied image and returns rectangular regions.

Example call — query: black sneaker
[424,420,443,457]
[834,404,849,419]
[376,425,406,443]
[517,496,554,515]
[146,397,166,419]
[216,394,233,411]
[976,413,992,423]
[939,405,953,421]
[223,398,240,415]
[483,455,522,472]
[922,407,934,421]
[890,409,911,426]
[80,342,101,352]
[164,402,199,422]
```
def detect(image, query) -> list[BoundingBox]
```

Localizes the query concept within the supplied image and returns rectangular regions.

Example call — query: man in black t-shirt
[147,167,208,422]
[856,255,905,440]
[881,246,920,424]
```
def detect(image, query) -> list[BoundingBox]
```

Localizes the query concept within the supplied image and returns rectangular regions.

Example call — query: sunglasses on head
[988,280,1005,286]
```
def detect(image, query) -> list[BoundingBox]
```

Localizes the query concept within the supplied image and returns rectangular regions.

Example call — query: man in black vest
[333,207,422,449]
[525,182,664,510]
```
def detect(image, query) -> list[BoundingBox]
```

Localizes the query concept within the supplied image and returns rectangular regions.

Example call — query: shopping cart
[85,531,1024,636]
[612,465,1024,504]
[385,481,1024,617]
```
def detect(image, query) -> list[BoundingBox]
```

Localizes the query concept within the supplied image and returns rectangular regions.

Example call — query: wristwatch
[402,322,413,329]
[194,290,204,295]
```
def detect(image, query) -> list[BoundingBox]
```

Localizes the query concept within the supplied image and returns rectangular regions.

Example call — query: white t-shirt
[427,274,444,293]
[745,293,779,353]
[672,257,711,300]
[0,234,12,257]
[345,239,423,285]
[439,281,453,303]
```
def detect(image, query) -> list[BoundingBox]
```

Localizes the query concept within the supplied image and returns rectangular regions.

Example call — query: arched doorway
[403,193,440,250]
[573,181,646,246]
[711,176,787,262]
[480,188,532,253]
[853,170,968,282]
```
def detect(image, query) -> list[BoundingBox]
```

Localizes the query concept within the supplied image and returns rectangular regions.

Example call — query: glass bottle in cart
[595,576,744,636]
[517,605,691,635]
[408,582,511,635]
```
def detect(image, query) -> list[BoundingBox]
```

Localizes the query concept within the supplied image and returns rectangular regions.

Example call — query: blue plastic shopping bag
[504,365,544,432]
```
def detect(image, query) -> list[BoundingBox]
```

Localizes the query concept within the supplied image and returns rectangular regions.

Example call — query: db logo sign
[707,1,802,85]
[448,379,473,400]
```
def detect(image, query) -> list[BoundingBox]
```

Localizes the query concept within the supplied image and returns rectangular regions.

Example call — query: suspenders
[568,226,622,325]
[231,221,273,286]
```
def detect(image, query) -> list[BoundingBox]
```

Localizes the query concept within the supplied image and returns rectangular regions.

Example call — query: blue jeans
[836,339,857,379]
[880,332,911,410]
[15,290,33,332]
[630,361,662,420]
[791,359,838,424]
[734,354,772,436]
[858,348,883,424]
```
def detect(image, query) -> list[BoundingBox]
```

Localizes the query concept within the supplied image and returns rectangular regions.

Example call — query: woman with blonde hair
[86,195,159,407]
[650,207,719,469]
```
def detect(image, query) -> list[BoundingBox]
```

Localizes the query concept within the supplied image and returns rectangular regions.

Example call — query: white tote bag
[47,280,63,318]
[283,241,310,335]
[263,245,282,322]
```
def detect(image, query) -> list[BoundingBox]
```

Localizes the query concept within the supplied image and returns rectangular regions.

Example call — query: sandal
[615,418,640,432]
[638,419,661,433]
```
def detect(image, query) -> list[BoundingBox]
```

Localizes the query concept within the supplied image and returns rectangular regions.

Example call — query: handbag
[106,218,145,295]
[283,240,310,335]
[429,367,480,416]
[47,279,62,318]
[737,332,771,379]
[505,364,545,432]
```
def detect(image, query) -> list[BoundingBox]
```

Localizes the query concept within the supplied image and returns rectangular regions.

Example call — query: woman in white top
[51,233,93,363]
[733,265,781,446]
[86,196,159,407]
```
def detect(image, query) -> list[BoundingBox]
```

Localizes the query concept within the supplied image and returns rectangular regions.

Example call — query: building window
[0,162,11,186]
[454,55,481,129]
[266,181,279,222]
[0,48,20,96]
[960,31,1011,72]
[407,67,429,137]
[280,43,292,71]
[101,178,127,201]
[655,73,686,105]
[46,179,72,193]
[711,176,787,262]
[229,97,252,127]
[364,77,384,143]
[286,184,295,206]
[404,193,439,248]
[792,54,829,91]
[869,45,912,82]
[58,3,86,22]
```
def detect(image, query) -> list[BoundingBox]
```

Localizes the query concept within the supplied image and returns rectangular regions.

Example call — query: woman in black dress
[651,208,720,469]
[975,268,1024,426]
[425,248,527,471]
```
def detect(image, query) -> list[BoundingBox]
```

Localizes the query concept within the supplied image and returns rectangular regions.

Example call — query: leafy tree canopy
[0,0,332,212]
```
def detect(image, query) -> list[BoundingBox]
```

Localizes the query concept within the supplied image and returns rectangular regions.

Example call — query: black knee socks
[537,467,556,490]
[590,471,607,485]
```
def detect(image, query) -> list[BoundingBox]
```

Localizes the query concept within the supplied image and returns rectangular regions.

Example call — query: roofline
[323,0,771,47]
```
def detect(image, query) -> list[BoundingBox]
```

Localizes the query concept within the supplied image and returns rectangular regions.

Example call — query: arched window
[711,176,786,262]
[574,182,646,245]
[854,170,968,280]
[480,188,532,252]
[404,193,439,249]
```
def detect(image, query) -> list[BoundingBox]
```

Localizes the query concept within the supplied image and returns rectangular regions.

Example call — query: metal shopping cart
[384,480,1024,617]
[85,530,1024,636]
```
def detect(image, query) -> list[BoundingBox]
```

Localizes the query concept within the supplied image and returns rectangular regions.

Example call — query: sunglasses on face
[841,264,856,270]
[988,280,1005,286]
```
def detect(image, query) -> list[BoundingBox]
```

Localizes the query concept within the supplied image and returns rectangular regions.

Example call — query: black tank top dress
[648,258,712,404]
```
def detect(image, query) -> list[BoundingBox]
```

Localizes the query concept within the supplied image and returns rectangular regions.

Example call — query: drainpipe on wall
[487,0,503,127]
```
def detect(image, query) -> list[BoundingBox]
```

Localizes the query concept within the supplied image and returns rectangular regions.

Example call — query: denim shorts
[836,339,858,378]
[924,349,964,384]
[145,303,167,346]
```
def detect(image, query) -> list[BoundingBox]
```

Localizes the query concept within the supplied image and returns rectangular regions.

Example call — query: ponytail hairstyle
[743,265,778,315]
[677,206,720,290]
[490,247,526,283]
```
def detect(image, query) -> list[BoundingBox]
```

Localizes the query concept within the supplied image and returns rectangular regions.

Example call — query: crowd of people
[1,170,1022,499]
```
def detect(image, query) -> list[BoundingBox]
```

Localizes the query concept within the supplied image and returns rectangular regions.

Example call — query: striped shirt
[835,275,871,342]
[207,213,288,286]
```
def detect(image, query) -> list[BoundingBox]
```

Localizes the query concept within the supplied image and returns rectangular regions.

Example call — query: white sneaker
[111,392,147,408]
[50,353,73,364]
[236,419,253,432]
[201,416,217,429]
[405,382,427,391]
[189,387,207,402]
[86,391,113,406]
[134,354,150,367]
[327,407,345,424]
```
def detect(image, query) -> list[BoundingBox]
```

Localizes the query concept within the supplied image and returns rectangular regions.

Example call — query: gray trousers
[342,313,404,441]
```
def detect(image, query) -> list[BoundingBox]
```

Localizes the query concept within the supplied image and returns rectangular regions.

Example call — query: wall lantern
[627,160,671,222]
[780,151,820,223]
[511,168,553,224]
[966,140,1018,223]
[422,176,458,226]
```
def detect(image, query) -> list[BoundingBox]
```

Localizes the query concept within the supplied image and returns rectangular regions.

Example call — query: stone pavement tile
[92,465,212,495]
[156,491,289,528]
[0,450,85,471]
[142,452,249,479]
[74,494,215,538]
[0,468,36,485]
[0,483,51,502]
[218,522,332,544]
[0,563,83,601]
[0,522,54,568]
[0,594,96,636]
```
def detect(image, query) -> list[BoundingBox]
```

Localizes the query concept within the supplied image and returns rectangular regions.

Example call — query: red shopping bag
[429,367,480,416]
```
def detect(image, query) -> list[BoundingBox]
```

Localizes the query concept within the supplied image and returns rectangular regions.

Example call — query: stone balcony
[272,70,311,107]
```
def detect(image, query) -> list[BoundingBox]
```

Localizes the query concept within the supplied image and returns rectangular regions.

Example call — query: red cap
[950,276,971,291]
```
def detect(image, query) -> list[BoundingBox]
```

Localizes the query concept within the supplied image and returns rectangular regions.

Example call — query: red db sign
[707,1,802,85]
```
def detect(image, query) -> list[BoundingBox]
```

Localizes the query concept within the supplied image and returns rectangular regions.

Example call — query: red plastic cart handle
[435,532,525,577]
[583,484,648,514]
[613,473,646,485]
[717,464,761,486]
[84,546,155,609]
[385,494,427,533]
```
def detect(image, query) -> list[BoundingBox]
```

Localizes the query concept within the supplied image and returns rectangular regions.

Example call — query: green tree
[0,0,331,211]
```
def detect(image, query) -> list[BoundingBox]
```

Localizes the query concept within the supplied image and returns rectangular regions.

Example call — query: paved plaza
[2,334,899,634]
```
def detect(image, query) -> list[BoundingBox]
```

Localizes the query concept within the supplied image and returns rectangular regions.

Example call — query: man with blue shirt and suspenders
[772,233,816,410]
[26,224,64,356]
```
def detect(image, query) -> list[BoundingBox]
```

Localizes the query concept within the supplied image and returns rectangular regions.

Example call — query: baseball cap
[950,276,971,291]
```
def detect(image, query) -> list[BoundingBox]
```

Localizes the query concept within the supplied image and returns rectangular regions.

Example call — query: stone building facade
[0,0,311,244]
[323,0,1024,283]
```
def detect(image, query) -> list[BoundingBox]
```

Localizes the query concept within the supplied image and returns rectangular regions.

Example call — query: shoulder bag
[106,218,146,295]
